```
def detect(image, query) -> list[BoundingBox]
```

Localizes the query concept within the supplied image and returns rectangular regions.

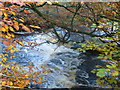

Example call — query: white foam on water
[16,32,74,67]
[15,33,79,88]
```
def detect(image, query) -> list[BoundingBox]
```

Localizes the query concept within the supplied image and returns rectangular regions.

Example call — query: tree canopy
[0,1,120,89]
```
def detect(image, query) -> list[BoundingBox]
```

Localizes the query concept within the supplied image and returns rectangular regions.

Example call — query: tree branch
[97,15,120,23]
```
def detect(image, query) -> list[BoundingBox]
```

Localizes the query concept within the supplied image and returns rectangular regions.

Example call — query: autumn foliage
[0,1,120,89]
[0,2,48,89]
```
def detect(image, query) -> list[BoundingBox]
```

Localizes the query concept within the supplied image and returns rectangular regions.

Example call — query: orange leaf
[28,62,33,65]
[3,24,8,30]
[38,80,42,84]
[24,10,29,13]
[3,16,8,20]
[3,41,10,46]
[12,43,16,47]
[0,11,3,16]
[34,82,37,85]
[13,25,19,31]
[5,45,13,51]
[13,20,18,25]
[14,17,17,20]
[2,81,6,85]
[21,24,30,32]
[7,81,10,85]
[25,80,30,85]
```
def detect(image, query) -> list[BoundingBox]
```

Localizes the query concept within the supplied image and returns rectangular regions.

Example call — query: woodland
[0,1,120,89]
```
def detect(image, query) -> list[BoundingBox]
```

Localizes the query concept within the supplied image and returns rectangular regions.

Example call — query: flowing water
[2,30,104,88]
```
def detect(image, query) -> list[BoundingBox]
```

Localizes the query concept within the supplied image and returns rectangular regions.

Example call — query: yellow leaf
[47,1,52,5]
[2,57,7,61]
[9,11,16,15]
[19,19,24,22]
[14,48,19,51]
[98,25,103,28]
[2,27,8,32]
[20,17,24,19]
[18,42,24,46]
[11,33,15,37]
[29,25,41,29]
[5,54,8,56]
[19,23,30,32]
[7,33,11,37]
[6,35,11,39]
[22,25,30,32]
[44,71,49,74]
[4,13,8,17]
[1,64,5,66]
[9,82,13,86]
[2,81,6,85]
[25,74,29,78]
[10,55,16,59]
[10,49,15,53]
[9,26,15,32]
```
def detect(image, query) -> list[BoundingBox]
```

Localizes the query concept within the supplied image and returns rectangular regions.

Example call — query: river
[1,29,106,89]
